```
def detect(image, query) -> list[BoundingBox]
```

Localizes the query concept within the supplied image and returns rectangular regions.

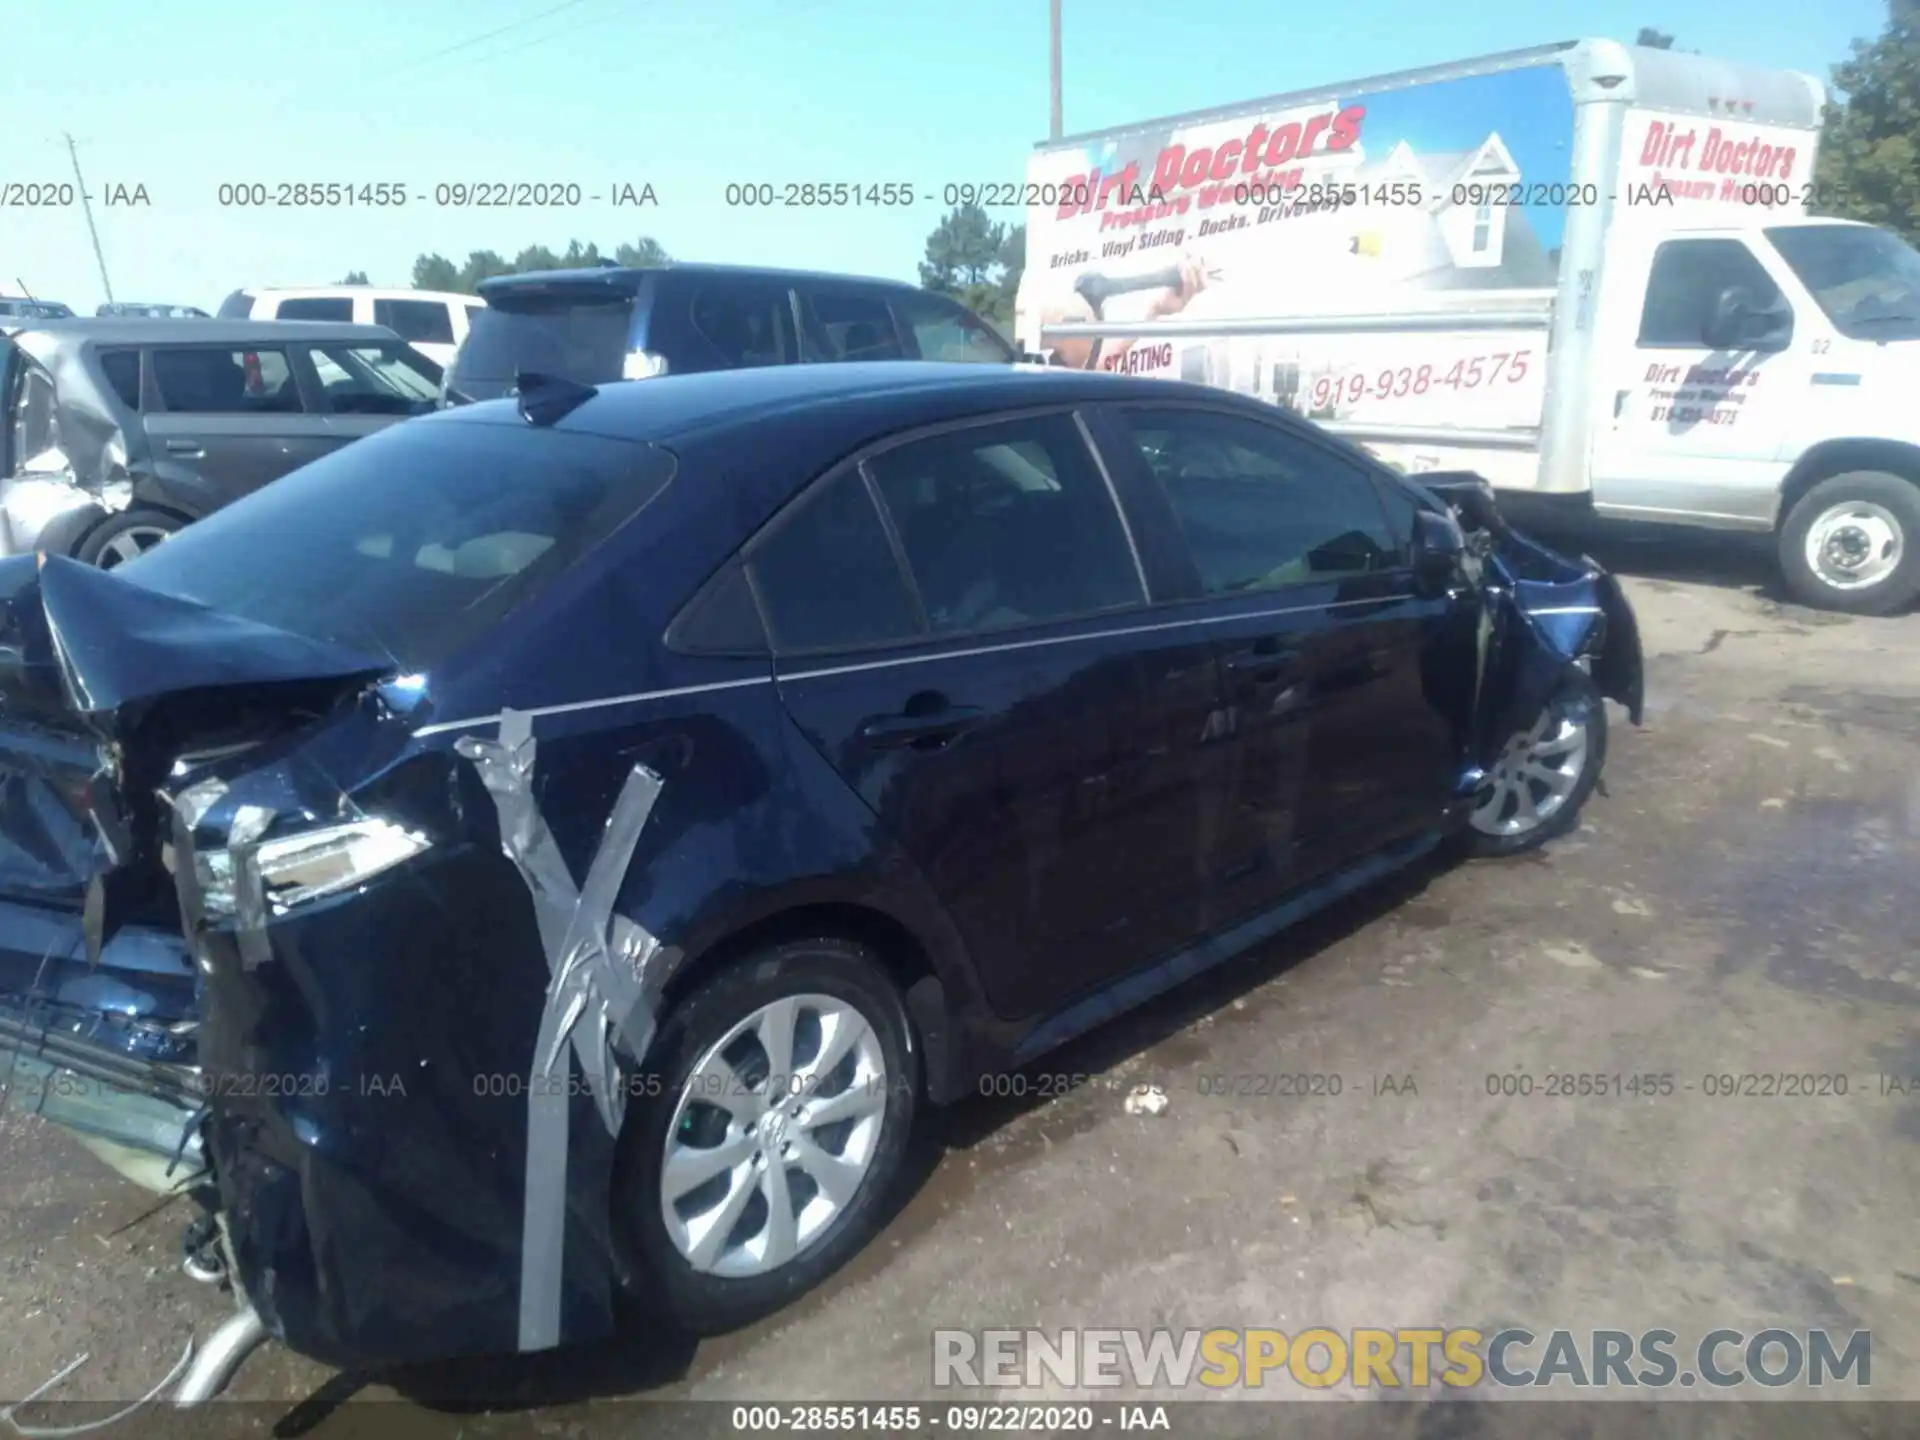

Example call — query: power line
[63,132,115,304]
[377,0,601,79]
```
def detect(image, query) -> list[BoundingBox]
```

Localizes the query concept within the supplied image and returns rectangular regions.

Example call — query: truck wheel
[1778,472,1920,616]
[75,508,184,570]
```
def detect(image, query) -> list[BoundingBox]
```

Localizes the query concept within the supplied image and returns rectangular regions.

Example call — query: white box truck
[1016,39,1920,614]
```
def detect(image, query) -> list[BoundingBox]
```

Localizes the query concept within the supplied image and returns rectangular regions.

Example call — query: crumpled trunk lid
[0,553,390,1185]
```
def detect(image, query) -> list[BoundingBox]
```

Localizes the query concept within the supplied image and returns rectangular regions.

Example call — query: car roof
[444,362,1276,450]
[478,262,927,299]
[12,318,402,345]
[242,286,476,303]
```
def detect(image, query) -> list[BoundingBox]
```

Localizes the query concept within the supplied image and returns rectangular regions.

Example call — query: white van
[216,287,481,368]
[1019,39,1920,615]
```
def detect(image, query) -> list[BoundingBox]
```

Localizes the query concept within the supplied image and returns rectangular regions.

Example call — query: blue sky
[0,0,1888,312]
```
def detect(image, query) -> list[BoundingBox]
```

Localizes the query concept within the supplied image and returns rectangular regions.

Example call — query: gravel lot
[2,529,1916,1436]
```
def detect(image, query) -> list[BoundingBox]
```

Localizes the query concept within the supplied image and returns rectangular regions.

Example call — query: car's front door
[750,408,1226,1020]
[1102,403,1470,914]
[141,344,335,508]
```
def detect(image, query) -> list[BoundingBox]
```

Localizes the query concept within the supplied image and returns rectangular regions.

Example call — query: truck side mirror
[1702,287,1756,350]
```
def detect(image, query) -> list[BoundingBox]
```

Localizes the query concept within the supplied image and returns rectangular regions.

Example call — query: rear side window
[274,296,354,323]
[892,291,1015,364]
[688,282,796,368]
[152,348,301,414]
[97,350,141,410]
[798,286,906,362]
[866,414,1145,636]
[117,422,674,669]
[454,299,634,383]
[749,469,921,654]
[375,298,455,346]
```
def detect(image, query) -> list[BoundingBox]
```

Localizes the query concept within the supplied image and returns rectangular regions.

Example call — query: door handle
[164,439,204,456]
[860,705,985,749]
[1223,642,1295,685]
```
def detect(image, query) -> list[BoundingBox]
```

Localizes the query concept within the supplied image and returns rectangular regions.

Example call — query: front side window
[151,348,299,413]
[798,287,906,362]
[892,291,1015,363]
[306,343,442,415]
[1116,408,1400,595]
[374,298,456,346]
[1638,239,1786,348]
[865,413,1145,636]
[749,468,921,654]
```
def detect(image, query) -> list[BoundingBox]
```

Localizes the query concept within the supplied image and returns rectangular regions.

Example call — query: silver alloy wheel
[1471,701,1591,838]
[95,525,172,569]
[661,993,889,1280]
[1803,499,1904,591]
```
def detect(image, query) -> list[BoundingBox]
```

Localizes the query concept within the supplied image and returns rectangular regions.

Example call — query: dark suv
[0,364,1640,1375]
[0,319,443,567]
[446,263,1018,402]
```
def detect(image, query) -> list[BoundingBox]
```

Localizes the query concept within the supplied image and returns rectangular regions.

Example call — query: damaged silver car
[0,363,1643,1383]
[0,319,442,568]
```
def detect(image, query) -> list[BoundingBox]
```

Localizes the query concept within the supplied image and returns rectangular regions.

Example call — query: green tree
[1635,26,1675,48]
[920,204,1023,326]
[410,235,670,292]
[614,236,671,267]
[412,254,461,291]
[337,269,371,285]
[919,203,1006,294]
[1814,0,1920,241]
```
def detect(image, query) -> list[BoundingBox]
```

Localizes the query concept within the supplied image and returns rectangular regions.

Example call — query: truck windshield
[1766,225,1920,342]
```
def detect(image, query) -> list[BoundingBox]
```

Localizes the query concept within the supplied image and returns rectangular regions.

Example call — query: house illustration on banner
[1342,133,1558,289]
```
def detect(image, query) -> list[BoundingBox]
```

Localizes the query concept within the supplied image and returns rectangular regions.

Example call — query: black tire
[1466,671,1609,859]
[74,507,185,569]
[1778,471,1920,616]
[615,938,918,1336]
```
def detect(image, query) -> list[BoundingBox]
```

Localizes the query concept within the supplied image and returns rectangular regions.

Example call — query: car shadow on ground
[1511,512,1784,601]
[273,849,1465,1428]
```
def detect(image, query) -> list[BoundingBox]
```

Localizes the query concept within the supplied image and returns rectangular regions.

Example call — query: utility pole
[63,133,114,305]
[1049,0,1062,140]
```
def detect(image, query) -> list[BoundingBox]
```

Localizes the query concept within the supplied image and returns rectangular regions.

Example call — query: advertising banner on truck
[1615,108,1817,230]
[1017,62,1576,435]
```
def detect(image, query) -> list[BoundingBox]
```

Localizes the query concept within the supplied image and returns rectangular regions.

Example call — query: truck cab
[1588,218,1920,610]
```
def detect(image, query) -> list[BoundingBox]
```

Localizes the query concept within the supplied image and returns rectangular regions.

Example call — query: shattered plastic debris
[1123,1084,1169,1117]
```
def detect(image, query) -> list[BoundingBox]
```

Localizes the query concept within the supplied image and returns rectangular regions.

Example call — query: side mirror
[1410,508,1467,599]
[1702,285,1788,351]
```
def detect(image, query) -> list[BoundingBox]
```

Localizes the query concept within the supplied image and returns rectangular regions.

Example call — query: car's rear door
[1100,403,1474,913]
[140,342,336,508]
[750,407,1226,1021]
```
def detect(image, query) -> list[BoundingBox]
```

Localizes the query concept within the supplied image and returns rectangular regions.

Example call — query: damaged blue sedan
[0,363,1643,1374]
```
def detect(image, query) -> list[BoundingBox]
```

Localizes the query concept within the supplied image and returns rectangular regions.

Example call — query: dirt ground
[2,528,1917,1436]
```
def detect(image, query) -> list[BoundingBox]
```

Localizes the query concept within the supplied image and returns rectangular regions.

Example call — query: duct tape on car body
[455,709,668,1353]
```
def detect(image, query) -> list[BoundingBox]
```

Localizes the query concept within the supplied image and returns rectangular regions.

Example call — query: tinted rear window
[453,299,635,384]
[117,419,674,669]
